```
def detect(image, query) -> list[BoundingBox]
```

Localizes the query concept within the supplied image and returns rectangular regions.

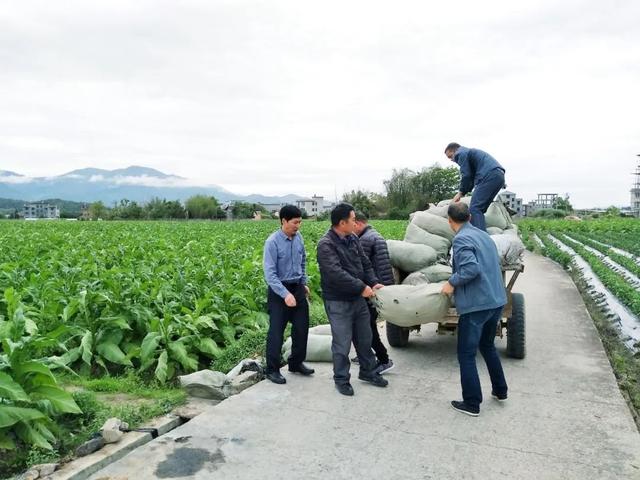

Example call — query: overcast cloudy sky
[1,0,639,207]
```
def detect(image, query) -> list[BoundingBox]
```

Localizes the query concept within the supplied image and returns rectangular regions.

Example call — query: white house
[296,195,325,216]
[23,202,60,219]
[497,191,524,216]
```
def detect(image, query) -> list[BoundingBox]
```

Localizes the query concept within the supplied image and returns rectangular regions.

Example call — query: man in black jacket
[317,203,389,396]
[354,212,394,374]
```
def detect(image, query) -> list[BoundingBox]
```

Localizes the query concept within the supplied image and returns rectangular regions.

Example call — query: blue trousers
[457,307,508,409]
[469,168,505,231]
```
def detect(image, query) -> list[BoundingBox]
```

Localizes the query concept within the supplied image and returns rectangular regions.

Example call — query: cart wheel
[506,292,525,359]
[386,321,410,348]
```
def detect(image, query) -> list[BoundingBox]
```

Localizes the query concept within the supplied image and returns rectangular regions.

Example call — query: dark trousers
[324,298,378,385]
[469,168,505,231]
[266,284,309,374]
[354,303,389,364]
[457,306,508,409]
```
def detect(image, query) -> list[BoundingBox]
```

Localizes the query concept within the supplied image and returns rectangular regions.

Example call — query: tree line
[342,163,460,219]
[86,196,267,221]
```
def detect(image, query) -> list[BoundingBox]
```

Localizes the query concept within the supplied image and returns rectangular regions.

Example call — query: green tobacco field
[0,219,406,467]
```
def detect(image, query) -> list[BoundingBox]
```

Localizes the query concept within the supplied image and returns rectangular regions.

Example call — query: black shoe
[266,371,286,384]
[450,400,479,416]
[357,373,388,387]
[491,391,508,402]
[336,383,354,396]
[288,363,315,376]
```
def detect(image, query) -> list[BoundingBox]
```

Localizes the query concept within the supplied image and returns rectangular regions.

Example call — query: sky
[1,0,639,208]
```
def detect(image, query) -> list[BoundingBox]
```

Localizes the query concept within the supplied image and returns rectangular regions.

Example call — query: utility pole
[631,154,640,217]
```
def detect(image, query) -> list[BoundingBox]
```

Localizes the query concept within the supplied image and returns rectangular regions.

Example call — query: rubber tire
[506,292,526,359]
[386,321,410,348]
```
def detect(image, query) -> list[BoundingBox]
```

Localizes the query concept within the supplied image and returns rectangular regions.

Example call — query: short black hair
[444,142,461,153]
[447,202,471,223]
[331,202,355,226]
[279,204,302,222]
[355,211,369,222]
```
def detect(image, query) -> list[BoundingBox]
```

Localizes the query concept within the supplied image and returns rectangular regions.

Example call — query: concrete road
[91,252,640,479]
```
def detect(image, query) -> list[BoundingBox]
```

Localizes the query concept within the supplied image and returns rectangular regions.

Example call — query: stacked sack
[376,201,458,328]
[431,198,525,267]
[375,196,525,328]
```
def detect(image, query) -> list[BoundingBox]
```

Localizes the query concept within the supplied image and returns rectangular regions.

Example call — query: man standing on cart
[441,202,508,416]
[444,142,506,232]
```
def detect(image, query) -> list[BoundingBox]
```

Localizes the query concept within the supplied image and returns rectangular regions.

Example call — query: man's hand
[372,283,384,290]
[304,285,310,298]
[440,281,454,296]
[453,192,463,203]
[361,286,375,298]
[284,293,297,307]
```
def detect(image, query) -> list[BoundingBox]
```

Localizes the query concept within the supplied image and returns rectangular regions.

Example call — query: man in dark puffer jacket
[354,212,394,374]
[317,203,389,396]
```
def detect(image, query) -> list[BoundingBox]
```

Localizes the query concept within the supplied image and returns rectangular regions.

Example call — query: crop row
[551,233,640,318]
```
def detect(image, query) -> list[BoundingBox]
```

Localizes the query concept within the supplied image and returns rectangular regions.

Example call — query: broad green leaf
[13,361,57,386]
[80,330,93,365]
[29,385,82,414]
[96,342,133,366]
[221,325,236,345]
[168,342,198,372]
[197,338,222,358]
[25,318,38,336]
[0,406,45,428]
[155,351,168,384]
[0,372,29,402]
[14,420,54,450]
[97,329,124,346]
[59,347,81,366]
[102,316,132,331]
[62,300,79,322]
[140,332,162,364]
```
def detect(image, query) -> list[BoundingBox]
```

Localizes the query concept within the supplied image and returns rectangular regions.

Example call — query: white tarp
[491,234,525,266]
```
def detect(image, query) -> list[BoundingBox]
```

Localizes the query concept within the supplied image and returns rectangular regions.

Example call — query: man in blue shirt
[263,205,314,384]
[441,202,508,416]
[444,142,506,231]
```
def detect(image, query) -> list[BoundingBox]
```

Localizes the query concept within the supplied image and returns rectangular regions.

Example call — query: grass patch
[1,371,186,479]
[211,299,329,373]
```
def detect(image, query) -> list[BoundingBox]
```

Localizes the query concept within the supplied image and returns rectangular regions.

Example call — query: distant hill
[0,166,302,205]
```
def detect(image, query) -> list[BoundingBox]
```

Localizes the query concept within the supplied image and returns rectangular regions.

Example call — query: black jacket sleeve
[317,238,367,296]
[357,239,379,287]
[372,235,395,285]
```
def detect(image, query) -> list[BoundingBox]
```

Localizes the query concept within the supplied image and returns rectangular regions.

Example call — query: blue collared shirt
[263,229,308,299]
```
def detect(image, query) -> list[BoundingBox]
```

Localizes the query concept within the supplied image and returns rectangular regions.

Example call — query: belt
[282,280,302,289]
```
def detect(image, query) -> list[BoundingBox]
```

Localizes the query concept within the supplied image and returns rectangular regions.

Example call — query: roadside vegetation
[520,218,640,428]
[0,219,407,475]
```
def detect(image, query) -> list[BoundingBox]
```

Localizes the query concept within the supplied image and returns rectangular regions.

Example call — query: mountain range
[0,166,301,205]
